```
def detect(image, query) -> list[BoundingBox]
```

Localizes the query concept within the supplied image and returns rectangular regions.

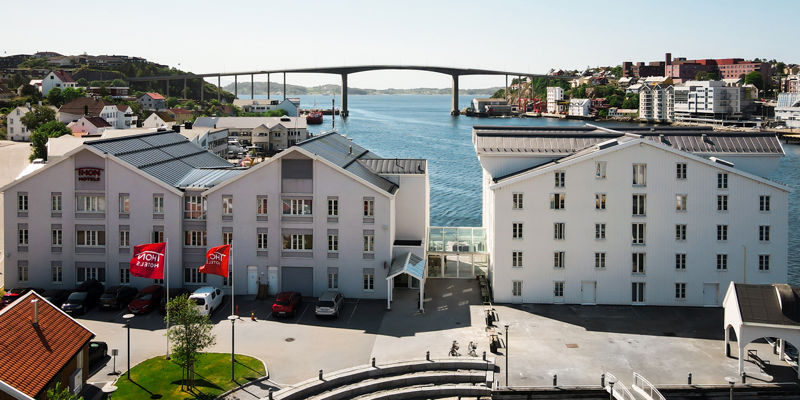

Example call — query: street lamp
[608,379,616,400]
[123,314,134,380]
[228,315,237,382]
[504,322,510,387]
[725,376,737,400]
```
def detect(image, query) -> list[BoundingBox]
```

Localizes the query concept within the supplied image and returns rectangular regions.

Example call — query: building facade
[638,85,674,122]
[673,80,755,123]
[193,116,309,152]
[546,87,565,114]
[137,92,167,111]
[41,70,76,96]
[5,104,32,141]
[568,99,591,117]
[775,92,800,128]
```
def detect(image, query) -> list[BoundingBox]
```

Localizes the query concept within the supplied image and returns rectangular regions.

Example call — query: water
[243,94,800,284]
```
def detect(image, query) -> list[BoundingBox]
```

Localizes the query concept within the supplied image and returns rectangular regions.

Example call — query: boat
[306,111,323,125]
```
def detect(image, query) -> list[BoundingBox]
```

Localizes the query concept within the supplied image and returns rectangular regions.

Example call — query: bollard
[483,351,487,361]
[741,372,746,384]
[553,374,558,387]
[601,373,605,388]
[319,369,323,380]
[426,351,430,361]
[268,390,273,400]
[688,373,692,385]
[372,357,376,367]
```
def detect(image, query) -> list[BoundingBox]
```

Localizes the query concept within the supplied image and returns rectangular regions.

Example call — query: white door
[267,266,278,295]
[703,283,719,306]
[581,281,597,305]
[247,266,258,295]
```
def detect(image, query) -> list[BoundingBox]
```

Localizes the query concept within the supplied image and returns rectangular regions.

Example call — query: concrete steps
[352,384,492,400]
[309,370,487,400]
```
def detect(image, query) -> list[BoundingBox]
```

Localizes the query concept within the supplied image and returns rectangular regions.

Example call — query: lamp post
[504,323,510,387]
[123,314,134,380]
[228,315,237,382]
[725,376,737,400]
[608,379,615,400]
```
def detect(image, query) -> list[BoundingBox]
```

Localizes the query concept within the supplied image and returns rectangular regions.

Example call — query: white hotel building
[1,131,428,304]
[474,125,788,306]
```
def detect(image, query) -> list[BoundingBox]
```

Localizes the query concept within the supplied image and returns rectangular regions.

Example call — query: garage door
[281,267,314,296]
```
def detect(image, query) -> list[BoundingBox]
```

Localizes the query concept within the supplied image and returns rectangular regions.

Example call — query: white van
[189,286,223,316]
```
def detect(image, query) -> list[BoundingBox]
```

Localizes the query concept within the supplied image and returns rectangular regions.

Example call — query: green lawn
[113,353,266,400]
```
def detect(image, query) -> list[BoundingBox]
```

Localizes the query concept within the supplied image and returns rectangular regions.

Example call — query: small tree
[46,382,82,400]
[166,295,216,391]
[167,96,179,108]
[111,78,127,87]
[29,121,70,161]
[76,78,88,87]
[47,87,63,107]
[20,105,56,132]
[61,87,86,105]
[745,71,764,90]
[491,89,505,99]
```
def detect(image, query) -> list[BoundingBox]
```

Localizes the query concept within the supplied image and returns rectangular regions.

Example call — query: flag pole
[165,237,170,360]
[231,243,235,317]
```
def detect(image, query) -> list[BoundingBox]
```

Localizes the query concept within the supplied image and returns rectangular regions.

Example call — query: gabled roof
[0,292,94,398]
[144,92,165,100]
[152,111,175,123]
[733,283,800,327]
[58,97,110,116]
[387,251,426,280]
[51,70,74,83]
[84,116,111,128]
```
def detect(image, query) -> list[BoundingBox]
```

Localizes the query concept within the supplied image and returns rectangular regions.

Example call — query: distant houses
[41,70,76,96]
[57,97,137,129]
[193,116,308,152]
[137,92,167,111]
[233,98,300,116]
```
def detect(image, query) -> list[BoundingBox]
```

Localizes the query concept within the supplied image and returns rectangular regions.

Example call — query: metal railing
[604,372,635,400]
[632,372,665,400]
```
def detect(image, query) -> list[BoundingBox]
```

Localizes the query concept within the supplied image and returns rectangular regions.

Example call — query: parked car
[41,289,70,307]
[99,286,138,310]
[272,292,302,317]
[88,341,108,370]
[189,286,224,316]
[1,287,42,309]
[61,280,104,315]
[315,291,344,318]
[160,288,190,314]
[127,285,164,315]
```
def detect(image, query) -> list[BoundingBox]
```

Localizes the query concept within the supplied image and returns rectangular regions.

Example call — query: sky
[2,0,797,89]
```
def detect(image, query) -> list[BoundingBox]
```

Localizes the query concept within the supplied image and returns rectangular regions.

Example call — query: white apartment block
[1,130,429,305]
[474,126,787,307]
[673,80,755,123]
[775,93,800,128]
[5,104,32,141]
[568,98,591,117]
[639,85,674,123]
[546,87,565,114]
[100,105,137,129]
[193,116,309,152]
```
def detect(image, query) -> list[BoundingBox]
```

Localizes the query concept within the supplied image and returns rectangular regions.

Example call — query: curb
[214,356,272,400]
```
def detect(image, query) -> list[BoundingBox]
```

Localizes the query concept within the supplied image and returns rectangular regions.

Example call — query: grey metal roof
[86,131,235,188]
[734,283,800,326]
[297,132,401,194]
[177,168,246,189]
[358,158,427,175]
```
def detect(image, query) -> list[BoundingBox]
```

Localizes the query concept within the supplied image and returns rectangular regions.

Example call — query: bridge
[125,65,576,117]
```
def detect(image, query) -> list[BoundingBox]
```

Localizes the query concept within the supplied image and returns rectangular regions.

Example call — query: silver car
[315,291,344,318]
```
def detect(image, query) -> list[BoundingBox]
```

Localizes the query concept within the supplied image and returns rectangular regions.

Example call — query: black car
[99,286,138,310]
[88,341,108,370]
[61,280,104,315]
[41,289,70,307]
[159,288,189,314]
[1,287,43,309]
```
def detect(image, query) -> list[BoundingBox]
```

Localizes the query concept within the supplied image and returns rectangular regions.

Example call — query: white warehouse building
[473,125,788,306]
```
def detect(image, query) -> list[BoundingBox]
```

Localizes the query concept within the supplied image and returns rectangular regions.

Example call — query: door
[247,266,258,295]
[281,266,314,296]
[267,266,278,295]
[703,283,719,306]
[581,281,597,305]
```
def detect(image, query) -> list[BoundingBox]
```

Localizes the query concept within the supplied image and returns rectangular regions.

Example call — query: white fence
[632,372,666,400]
[604,372,636,400]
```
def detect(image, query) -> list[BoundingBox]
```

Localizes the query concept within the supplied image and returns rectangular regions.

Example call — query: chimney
[348,145,352,155]
[31,299,39,326]
[665,52,672,65]
[84,105,89,116]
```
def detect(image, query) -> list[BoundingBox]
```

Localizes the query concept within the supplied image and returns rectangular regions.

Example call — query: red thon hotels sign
[76,167,103,182]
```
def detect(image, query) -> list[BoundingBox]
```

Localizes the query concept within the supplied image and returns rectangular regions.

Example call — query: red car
[127,285,164,314]
[1,288,42,309]
[272,292,302,317]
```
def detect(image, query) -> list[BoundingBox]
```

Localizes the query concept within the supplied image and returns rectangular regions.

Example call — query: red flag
[200,244,230,277]
[129,242,166,279]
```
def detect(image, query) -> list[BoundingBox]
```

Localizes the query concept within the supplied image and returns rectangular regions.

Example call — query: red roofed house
[0,292,95,399]
[41,70,76,96]
[137,92,167,111]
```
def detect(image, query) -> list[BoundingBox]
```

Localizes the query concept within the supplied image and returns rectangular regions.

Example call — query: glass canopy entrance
[427,227,489,279]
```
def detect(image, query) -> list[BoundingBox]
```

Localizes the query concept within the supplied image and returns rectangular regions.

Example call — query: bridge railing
[604,372,636,400]
[632,372,666,400]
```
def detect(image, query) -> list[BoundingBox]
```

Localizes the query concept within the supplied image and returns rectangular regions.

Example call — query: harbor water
[245,94,800,284]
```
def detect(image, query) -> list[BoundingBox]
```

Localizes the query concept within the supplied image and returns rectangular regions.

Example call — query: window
[632,194,646,216]
[120,267,130,284]
[512,193,524,210]
[17,193,28,211]
[18,263,29,282]
[675,224,687,241]
[553,281,564,297]
[282,198,313,215]
[717,195,728,211]
[675,194,687,211]
[675,283,686,300]
[257,196,268,216]
[632,223,646,245]
[76,230,105,246]
[52,228,62,246]
[717,225,728,241]
[152,230,164,243]
[716,254,728,270]
[184,230,207,247]
[759,255,770,271]
[328,234,339,251]
[512,251,523,268]
[77,266,105,283]
[184,195,205,219]
[283,234,313,250]
[363,269,374,291]
[363,198,374,217]
[553,251,565,269]
[717,173,728,189]
[257,232,268,250]
[759,225,770,242]
[222,195,234,215]
[595,252,606,269]
[553,223,566,240]
[676,163,687,179]
[363,234,375,252]
[676,253,686,270]
[513,281,523,297]
[595,193,606,210]
[119,194,130,213]
[119,229,130,247]
[184,266,207,284]
[512,222,523,239]
[759,195,771,212]
[554,171,565,187]
[153,194,164,213]
[51,193,62,212]
[595,223,606,239]
[328,198,339,216]
[632,164,647,185]
[328,269,339,289]
[76,195,105,212]
[632,253,646,274]
[632,282,645,303]
[52,265,63,283]
[550,193,565,209]
[223,231,233,245]
[595,161,607,179]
